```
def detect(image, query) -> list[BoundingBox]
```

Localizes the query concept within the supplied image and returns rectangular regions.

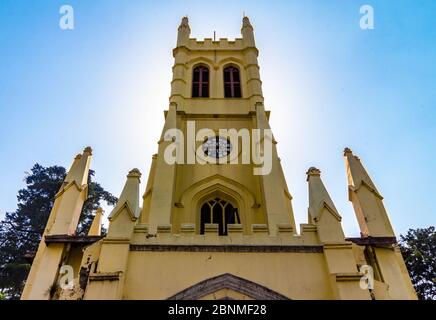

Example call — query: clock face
[202,136,232,159]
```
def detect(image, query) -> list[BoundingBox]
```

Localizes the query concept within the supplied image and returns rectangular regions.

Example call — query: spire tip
[128,168,142,178]
[242,16,251,26]
[84,146,93,155]
[181,16,189,26]
[306,167,321,180]
[344,147,353,156]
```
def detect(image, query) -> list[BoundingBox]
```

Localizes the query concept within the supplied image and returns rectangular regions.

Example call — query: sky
[0,0,435,237]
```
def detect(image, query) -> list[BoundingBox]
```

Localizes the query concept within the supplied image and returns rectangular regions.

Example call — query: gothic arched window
[224,66,242,98]
[192,65,209,98]
[200,198,240,236]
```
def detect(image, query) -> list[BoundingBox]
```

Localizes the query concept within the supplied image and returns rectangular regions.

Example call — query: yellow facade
[21,17,417,300]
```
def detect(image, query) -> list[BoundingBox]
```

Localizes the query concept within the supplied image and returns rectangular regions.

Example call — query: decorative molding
[323,243,353,250]
[157,224,172,234]
[349,180,384,200]
[345,236,397,246]
[284,189,293,201]
[88,272,122,282]
[312,201,342,223]
[134,224,149,233]
[335,273,363,282]
[171,78,187,85]
[102,237,131,244]
[300,224,317,233]
[251,224,268,234]
[45,235,103,245]
[204,223,219,235]
[178,174,257,208]
[180,223,195,233]
[108,201,138,222]
[277,223,293,234]
[54,181,87,199]
[130,244,323,253]
[167,273,289,300]
[227,224,243,233]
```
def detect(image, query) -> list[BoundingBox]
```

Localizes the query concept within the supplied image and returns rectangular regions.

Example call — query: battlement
[131,223,321,246]
[185,37,246,51]
[176,16,256,52]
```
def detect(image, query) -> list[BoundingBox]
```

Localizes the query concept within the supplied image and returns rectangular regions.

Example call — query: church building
[21,17,417,300]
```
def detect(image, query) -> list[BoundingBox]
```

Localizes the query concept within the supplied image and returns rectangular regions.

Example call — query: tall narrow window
[200,198,240,236]
[192,66,209,98]
[224,66,242,98]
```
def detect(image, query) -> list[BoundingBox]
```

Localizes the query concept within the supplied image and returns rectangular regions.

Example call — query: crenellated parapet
[184,38,246,51]
[130,222,319,246]
[174,16,255,52]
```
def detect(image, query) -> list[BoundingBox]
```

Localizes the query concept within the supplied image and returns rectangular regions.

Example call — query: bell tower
[140,16,296,236]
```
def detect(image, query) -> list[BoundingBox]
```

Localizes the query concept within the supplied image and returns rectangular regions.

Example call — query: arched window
[192,66,209,98]
[200,198,240,236]
[224,66,242,98]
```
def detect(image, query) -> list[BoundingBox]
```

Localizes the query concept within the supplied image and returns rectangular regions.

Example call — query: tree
[0,164,117,299]
[399,227,436,300]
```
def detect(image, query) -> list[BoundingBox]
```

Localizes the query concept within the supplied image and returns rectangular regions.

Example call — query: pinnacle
[128,168,142,178]
[344,147,353,156]
[83,146,93,155]
[306,167,321,180]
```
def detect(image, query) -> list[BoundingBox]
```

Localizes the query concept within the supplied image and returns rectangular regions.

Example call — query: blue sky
[0,0,435,236]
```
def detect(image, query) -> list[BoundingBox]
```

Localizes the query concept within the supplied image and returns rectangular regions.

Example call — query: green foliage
[399,226,436,300]
[0,164,117,299]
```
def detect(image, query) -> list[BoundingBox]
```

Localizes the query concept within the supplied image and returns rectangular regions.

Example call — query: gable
[167,273,289,300]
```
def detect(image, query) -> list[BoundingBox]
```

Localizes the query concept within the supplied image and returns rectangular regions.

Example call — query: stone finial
[242,16,252,28]
[344,147,362,160]
[64,147,93,186]
[128,168,142,179]
[306,167,321,181]
[344,147,352,155]
[177,16,191,47]
[84,146,93,155]
[179,16,190,29]
[241,16,255,47]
